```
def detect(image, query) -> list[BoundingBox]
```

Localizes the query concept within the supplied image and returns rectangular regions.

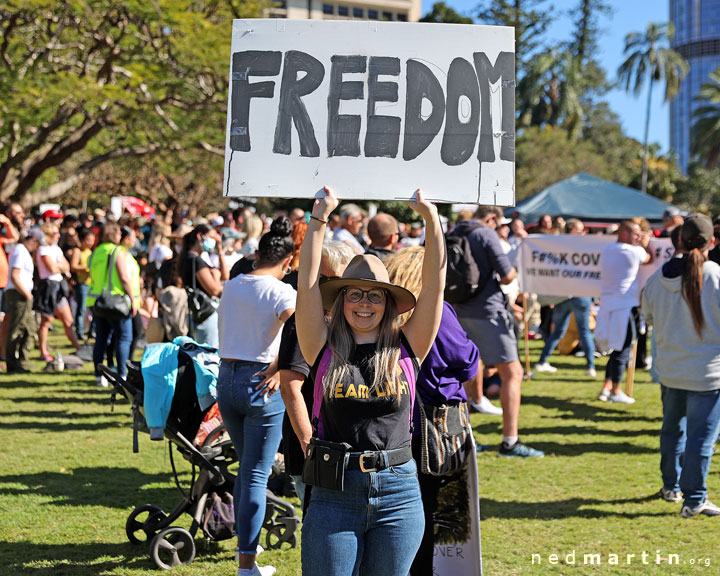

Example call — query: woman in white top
[216,216,296,576]
[36,221,82,361]
[239,214,263,257]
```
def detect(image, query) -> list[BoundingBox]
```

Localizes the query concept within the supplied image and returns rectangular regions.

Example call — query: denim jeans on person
[301,459,424,576]
[74,283,89,339]
[217,360,285,554]
[604,311,637,384]
[190,310,218,349]
[93,314,132,378]
[660,385,720,507]
[538,297,595,369]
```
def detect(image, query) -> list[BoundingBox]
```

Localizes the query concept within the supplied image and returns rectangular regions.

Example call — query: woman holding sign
[296,187,445,576]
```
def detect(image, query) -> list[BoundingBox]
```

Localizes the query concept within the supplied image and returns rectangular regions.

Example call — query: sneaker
[534,362,557,373]
[499,439,544,458]
[238,564,276,576]
[659,487,682,503]
[681,499,720,518]
[475,442,493,453]
[470,396,503,415]
[96,375,109,388]
[597,387,611,402]
[608,391,636,404]
[586,368,597,378]
[41,354,54,363]
[76,346,94,362]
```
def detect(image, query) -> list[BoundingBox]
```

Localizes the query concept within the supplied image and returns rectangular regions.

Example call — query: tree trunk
[641,76,654,194]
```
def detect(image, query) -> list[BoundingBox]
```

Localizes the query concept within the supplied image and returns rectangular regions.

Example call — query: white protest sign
[223,20,515,204]
[517,235,673,298]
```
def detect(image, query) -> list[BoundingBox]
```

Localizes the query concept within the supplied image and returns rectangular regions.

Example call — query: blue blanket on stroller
[141,336,220,439]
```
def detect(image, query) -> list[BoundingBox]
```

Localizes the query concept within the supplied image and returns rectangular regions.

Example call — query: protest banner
[223,19,515,204]
[517,235,673,298]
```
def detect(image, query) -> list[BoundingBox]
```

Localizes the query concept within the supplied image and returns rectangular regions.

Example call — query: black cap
[681,214,713,250]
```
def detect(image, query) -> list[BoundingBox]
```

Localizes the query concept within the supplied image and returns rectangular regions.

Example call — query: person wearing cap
[35,221,86,362]
[296,187,445,576]
[595,220,654,403]
[642,214,720,518]
[4,229,42,373]
[365,213,399,262]
[659,207,684,238]
[41,209,64,222]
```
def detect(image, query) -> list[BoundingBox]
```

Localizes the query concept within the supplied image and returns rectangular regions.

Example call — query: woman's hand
[406,188,437,221]
[254,365,280,397]
[311,186,340,221]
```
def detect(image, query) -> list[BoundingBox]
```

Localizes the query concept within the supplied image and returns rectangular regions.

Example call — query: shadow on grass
[0,377,95,390]
[517,425,659,438]
[0,467,176,510]
[0,540,229,575]
[480,492,667,520]
[0,413,126,432]
[9,395,125,406]
[521,395,662,423]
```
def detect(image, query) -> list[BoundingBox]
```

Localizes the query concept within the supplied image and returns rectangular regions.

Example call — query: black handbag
[186,255,219,325]
[419,402,472,476]
[302,437,352,492]
[93,246,131,320]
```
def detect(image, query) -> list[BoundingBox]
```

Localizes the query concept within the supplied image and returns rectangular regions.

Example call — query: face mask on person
[201,237,216,252]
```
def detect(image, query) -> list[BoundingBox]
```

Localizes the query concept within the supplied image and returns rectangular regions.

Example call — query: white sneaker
[96,375,108,388]
[681,499,720,518]
[238,564,276,576]
[470,396,503,415]
[534,362,557,373]
[608,390,635,404]
[586,368,597,378]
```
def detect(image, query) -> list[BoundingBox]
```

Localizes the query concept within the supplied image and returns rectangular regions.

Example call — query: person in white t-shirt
[4,229,41,373]
[35,222,84,362]
[596,220,654,403]
[216,215,296,576]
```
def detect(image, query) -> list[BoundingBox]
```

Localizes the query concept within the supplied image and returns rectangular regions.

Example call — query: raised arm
[297,187,338,364]
[402,189,446,362]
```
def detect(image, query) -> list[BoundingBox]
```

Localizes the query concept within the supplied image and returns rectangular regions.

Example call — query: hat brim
[320,277,416,315]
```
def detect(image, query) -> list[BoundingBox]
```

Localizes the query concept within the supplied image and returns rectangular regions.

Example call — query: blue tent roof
[505,173,676,224]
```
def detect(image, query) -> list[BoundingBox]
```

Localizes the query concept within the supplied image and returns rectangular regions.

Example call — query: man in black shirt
[365,213,399,262]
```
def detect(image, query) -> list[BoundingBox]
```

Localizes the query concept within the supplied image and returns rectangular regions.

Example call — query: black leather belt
[346,446,413,472]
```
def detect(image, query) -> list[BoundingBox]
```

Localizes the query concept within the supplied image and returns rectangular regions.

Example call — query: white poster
[223,20,515,205]
[517,235,673,297]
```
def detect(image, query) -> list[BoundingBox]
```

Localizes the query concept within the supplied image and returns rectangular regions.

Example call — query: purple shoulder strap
[312,345,417,439]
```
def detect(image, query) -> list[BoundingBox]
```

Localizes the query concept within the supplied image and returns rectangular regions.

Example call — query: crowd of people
[3,195,719,575]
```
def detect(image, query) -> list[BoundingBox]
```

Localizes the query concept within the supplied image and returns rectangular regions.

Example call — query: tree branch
[200,141,225,156]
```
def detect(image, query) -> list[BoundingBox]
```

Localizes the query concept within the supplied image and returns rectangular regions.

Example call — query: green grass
[0,328,718,575]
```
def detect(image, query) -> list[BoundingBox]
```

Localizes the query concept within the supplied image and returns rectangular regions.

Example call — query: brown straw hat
[320,254,417,314]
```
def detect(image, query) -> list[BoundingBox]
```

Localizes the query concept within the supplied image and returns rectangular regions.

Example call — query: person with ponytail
[642,214,720,518]
[296,187,445,576]
[216,216,297,576]
[177,223,228,348]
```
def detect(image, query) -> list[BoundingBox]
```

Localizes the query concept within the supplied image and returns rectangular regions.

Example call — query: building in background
[670,0,720,173]
[266,0,421,22]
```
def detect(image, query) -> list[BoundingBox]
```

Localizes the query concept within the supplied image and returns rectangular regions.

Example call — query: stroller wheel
[126,504,167,545]
[150,527,196,570]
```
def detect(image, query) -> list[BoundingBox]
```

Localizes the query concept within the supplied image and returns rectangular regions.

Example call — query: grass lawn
[0,327,717,575]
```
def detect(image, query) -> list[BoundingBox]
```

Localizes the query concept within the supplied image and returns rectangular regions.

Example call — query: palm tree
[617,22,688,193]
[692,67,720,170]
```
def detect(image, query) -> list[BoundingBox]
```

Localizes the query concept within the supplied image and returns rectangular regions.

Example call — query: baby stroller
[101,348,300,570]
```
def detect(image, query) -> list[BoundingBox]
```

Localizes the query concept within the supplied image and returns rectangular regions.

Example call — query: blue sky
[421,0,672,151]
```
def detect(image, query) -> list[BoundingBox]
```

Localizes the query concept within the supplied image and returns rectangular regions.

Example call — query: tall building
[266,0,421,23]
[670,0,720,173]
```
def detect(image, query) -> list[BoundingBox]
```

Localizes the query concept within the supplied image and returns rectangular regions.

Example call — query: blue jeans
[93,315,132,378]
[302,459,424,576]
[74,283,89,338]
[538,297,595,369]
[217,360,285,554]
[191,310,218,349]
[660,385,720,507]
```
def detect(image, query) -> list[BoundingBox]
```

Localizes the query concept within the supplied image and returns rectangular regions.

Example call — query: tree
[617,22,688,193]
[691,67,720,170]
[474,0,552,67]
[0,0,265,207]
[420,2,473,24]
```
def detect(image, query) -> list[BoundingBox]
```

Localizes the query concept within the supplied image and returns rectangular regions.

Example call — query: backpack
[444,222,484,304]
[202,491,235,541]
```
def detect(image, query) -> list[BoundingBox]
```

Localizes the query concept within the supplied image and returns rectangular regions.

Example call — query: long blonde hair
[384,246,424,327]
[322,290,402,398]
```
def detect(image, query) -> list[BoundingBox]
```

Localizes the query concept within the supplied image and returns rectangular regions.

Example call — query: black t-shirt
[310,334,418,452]
[182,253,210,294]
[278,313,313,475]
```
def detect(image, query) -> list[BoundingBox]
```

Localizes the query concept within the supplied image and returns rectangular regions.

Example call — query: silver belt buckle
[359,452,377,473]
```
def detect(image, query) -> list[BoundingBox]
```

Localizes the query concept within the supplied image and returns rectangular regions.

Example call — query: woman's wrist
[310,215,327,224]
